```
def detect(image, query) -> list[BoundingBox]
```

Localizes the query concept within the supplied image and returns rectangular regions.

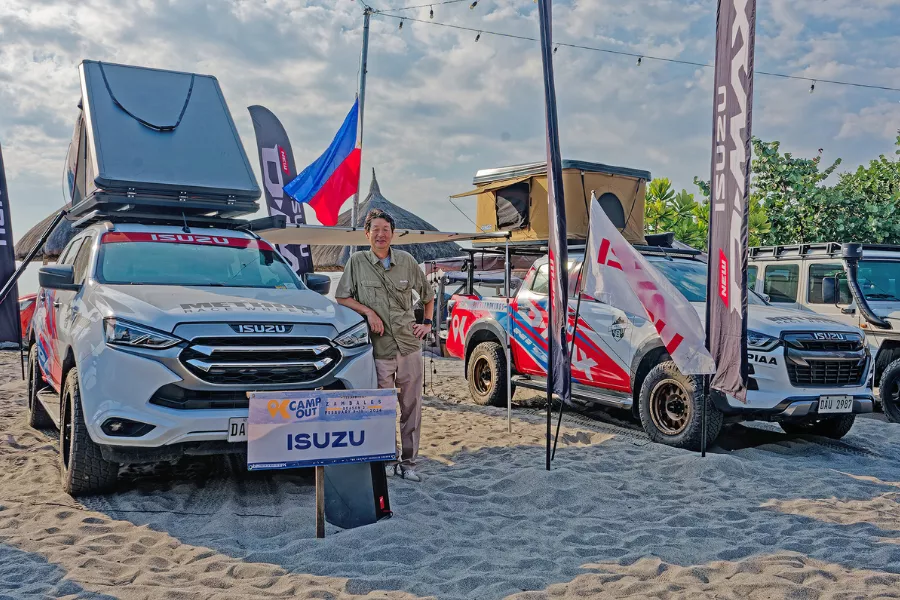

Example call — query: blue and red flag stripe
[283,100,361,227]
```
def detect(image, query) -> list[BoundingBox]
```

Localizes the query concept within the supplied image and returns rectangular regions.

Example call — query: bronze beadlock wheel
[472,356,495,397]
[648,379,693,436]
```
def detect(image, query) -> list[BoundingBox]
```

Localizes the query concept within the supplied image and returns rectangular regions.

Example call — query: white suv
[28,220,376,495]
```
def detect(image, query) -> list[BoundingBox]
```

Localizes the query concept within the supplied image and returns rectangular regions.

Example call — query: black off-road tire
[638,361,723,451]
[780,414,857,439]
[467,341,512,407]
[878,358,900,424]
[60,368,119,496]
[26,344,54,429]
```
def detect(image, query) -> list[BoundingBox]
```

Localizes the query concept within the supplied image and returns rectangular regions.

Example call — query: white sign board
[247,389,397,471]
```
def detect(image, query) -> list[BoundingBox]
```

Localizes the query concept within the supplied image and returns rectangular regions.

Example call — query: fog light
[101,418,156,437]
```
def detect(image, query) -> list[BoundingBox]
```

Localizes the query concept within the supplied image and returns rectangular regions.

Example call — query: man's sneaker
[385,463,397,478]
[398,466,421,482]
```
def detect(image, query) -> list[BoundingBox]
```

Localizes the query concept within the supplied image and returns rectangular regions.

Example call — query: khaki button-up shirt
[335,248,435,360]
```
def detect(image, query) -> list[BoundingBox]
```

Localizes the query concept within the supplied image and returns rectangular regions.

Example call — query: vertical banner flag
[283,101,362,227]
[706,0,756,401]
[0,144,21,345]
[248,106,314,276]
[584,194,716,375]
[537,0,570,405]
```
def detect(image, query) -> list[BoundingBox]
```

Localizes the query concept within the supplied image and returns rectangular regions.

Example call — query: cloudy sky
[1,0,899,247]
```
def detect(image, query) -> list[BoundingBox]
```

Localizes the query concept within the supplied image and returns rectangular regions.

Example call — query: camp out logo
[268,397,322,420]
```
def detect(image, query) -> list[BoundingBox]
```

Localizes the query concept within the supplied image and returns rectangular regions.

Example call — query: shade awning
[257,223,511,247]
[449,175,532,199]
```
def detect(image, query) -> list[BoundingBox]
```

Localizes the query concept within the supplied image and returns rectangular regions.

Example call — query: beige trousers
[375,350,424,468]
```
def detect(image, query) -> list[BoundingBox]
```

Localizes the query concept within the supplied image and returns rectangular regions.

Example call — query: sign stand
[315,465,326,538]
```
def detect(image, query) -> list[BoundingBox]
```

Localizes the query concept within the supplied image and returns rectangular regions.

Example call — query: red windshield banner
[101,232,274,251]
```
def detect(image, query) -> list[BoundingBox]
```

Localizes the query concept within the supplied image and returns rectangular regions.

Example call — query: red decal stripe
[665,333,684,355]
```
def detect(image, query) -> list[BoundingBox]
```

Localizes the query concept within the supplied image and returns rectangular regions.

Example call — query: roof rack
[749,242,900,260]
[71,209,285,233]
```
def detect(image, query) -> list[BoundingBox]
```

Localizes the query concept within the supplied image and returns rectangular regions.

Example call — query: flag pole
[351,7,371,235]
[505,236,513,434]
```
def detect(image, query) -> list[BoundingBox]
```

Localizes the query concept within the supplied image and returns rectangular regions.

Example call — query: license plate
[818,395,853,414]
[227,417,248,442]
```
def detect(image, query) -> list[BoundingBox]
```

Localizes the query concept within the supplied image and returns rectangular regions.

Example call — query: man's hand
[412,323,432,340]
[366,311,385,335]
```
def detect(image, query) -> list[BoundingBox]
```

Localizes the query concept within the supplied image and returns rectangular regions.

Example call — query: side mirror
[39,265,79,291]
[822,277,837,305]
[305,273,331,296]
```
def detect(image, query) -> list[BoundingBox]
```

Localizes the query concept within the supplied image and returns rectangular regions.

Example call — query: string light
[475,31,481,42]
[375,0,467,13]
[810,80,816,93]
[470,1,477,9]
[372,13,900,94]
[399,18,404,29]
[430,5,434,18]
[636,56,642,66]
[553,44,558,55]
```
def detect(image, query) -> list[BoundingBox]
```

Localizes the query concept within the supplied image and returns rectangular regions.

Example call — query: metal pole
[350,8,370,232]
[0,210,67,307]
[701,375,709,457]
[546,277,553,471]
[505,238,512,434]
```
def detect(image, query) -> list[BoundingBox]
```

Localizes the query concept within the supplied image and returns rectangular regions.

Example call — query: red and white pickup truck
[446,245,874,450]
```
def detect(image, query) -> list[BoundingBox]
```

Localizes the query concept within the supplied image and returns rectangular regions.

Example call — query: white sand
[1,351,900,599]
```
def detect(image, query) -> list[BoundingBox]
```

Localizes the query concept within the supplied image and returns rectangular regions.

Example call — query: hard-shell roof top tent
[64,60,260,222]
[452,160,651,246]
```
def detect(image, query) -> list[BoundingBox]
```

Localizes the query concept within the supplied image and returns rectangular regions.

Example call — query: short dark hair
[364,208,396,233]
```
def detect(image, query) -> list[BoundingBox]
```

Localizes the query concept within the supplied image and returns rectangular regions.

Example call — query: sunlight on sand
[419,404,614,466]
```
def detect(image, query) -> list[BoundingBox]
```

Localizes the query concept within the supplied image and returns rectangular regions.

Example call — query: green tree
[691,178,771,249]
[645,178,708,248]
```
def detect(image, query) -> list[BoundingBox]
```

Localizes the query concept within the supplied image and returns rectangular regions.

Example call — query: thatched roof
[311,170,462,270]
[14,209,77,262]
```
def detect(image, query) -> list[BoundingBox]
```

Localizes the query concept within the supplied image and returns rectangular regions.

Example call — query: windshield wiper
[865,293,898,300]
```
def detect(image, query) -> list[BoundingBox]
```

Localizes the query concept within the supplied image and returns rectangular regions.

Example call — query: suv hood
[691,303,862,336]
[91,284,362,334]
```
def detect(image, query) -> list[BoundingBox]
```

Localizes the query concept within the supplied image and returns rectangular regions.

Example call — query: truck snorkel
[842,243,891,330]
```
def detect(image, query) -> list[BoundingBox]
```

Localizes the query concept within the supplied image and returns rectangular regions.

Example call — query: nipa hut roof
[14,209,77,262]
[311,170,463,270]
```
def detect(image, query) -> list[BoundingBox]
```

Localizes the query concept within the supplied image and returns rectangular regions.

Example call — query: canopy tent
[452,159,651,245]
[308,170,468,269]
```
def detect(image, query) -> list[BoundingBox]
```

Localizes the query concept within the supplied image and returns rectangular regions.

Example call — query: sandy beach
[1,349,900,599]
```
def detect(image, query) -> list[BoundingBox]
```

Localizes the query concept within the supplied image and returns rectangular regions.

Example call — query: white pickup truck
[448,245,874,450]
[27,220,376,495]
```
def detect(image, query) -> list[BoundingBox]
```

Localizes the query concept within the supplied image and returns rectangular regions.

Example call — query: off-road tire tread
[27,345,54,429]
[61,368,118,496]
[878,358,900,424]
[780,414,857,439]
[638,361,723,451]
[467,341,509,407]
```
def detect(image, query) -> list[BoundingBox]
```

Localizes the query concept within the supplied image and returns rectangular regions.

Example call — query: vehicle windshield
[97,234,304,289]
[647,258,766,305]
[855,260,900,301]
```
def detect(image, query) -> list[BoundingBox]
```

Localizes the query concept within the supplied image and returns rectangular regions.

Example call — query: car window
[72,236,94,284]
[531,264,549,295]
[58,238,84,265]
[747,265,758,291]
[807,263,849,304]
[764,264,800,303]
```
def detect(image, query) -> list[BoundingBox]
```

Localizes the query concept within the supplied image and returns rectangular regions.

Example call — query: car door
[568,264,635,393]
[35,237,84,391]
[56,235,95,362]
[510,264,550,377]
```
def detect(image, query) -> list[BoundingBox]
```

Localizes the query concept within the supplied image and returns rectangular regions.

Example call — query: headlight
[104,318,182,349]
[747,330,780,352]
[334,321,370,348]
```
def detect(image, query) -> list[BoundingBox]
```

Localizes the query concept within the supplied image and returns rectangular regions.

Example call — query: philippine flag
[283,100,361,226]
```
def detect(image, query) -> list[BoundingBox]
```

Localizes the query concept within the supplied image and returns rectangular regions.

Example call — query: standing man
[335,208,434,482]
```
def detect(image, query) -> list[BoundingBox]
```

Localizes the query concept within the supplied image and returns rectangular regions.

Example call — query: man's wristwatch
[423,319,432,326]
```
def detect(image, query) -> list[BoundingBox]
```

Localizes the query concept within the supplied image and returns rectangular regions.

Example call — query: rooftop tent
[65,60,260,219]
[452,160,651,245]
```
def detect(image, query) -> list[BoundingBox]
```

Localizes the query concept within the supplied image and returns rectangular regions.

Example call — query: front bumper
[712,393,874,421]
[77,326,377,453]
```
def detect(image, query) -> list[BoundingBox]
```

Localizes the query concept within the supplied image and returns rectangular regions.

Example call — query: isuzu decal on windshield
[101,232,274,250]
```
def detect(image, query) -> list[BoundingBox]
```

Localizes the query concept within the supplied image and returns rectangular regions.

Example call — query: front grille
[179,335,341,385]
[787,339,862,352]
[787,360,866,387]
[150,381,346,410]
